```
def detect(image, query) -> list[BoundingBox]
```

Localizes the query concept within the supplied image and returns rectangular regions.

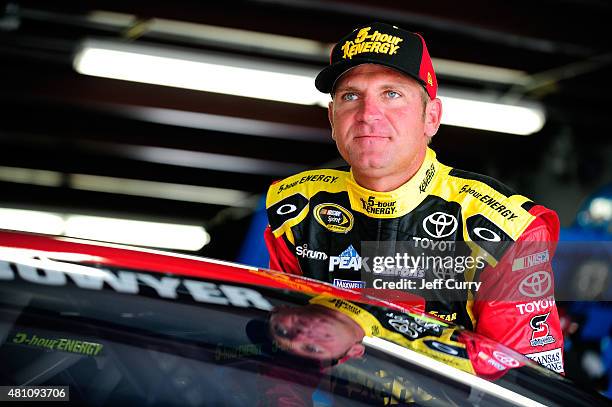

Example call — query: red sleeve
[264,226,302,275]
[473,205,564,374]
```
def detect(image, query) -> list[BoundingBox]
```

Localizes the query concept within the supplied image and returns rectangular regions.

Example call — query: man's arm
[264,226,302,274]
[473,206,565,374]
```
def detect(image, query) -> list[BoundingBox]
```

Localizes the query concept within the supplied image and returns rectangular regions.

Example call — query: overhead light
[0,166,259,207]
[0,208,209,251]
[0,209,64,235]
[74,39,545,135]
[439,89,545,135]
[64,215,209,251]
[70,174,257,208]
[0,166,63,187]
[74,39,328,106]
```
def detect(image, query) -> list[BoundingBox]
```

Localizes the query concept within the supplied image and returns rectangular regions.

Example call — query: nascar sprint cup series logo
[314,203,354,233]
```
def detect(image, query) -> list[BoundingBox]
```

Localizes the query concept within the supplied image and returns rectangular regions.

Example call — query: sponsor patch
[295,244,328,261]
[267,193,308,232]
[519,271,552,298]
[424,340,466,357]
[313,203,354,233]
[422,212,458,239]
[512,250,550,271]
[530,313,555,347]
[341,26,404,60]
[465,214,513,260]
[515,297,555,315]
[386,313,444,339]
[360,195,397,215]
[419,163,435,193]
[276,174,339,194]
[459,184,519,221]
[329,245,361,271]
[493,350,520,368]
[525,348,564,373]
[333,279,365,289]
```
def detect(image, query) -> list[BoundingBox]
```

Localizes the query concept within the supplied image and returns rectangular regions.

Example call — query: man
[264,22,563,373]
[255,294,529,405]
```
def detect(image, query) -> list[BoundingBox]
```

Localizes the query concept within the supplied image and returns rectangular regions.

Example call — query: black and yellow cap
[315,22,437,99]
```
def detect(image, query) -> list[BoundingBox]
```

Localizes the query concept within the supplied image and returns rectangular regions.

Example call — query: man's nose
[356,97,382,122]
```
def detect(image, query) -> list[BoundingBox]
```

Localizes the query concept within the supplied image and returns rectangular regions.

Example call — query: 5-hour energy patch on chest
[10,331,104,356]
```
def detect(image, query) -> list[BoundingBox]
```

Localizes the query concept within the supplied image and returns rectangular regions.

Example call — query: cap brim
[315,59,426,94]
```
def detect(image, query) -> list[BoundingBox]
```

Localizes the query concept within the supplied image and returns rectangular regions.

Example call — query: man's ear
[424,97,442,140]
[346,342,365,359]
[328,100,336,140]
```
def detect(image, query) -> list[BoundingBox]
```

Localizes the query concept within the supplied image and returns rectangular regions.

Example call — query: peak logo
[329,245,366,271]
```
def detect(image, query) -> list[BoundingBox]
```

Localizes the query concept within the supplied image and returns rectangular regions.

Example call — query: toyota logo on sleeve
[423,212,458,238]
[493,350,520,368]
[519,271,552,298]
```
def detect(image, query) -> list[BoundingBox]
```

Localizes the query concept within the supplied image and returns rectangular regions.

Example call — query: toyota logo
[493,351,520,368]
[519,271,552,298]
[473,227,501,242]
[423,212,458,238]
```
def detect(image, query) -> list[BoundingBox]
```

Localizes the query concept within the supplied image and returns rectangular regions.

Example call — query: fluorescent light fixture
[74,39,545,135]
[0,166,260,207]
[0,166,63,187]
[64,215,209,251]
[74,39,328,106]
[0,208,64,235]
[0,208,209,251]
[439,89,546,135]
[70,174,256,208]
[119,106,330,142]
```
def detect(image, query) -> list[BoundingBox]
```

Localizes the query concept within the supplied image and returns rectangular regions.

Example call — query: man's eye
[342,92,358,101]
[273,324,291,338]
[386,90,401,98]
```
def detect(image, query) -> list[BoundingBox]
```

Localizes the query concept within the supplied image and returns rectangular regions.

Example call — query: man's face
[328,64,441,185]
[269,305,363,361]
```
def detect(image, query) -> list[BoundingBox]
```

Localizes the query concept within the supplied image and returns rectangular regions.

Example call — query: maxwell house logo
[341,26,403,59]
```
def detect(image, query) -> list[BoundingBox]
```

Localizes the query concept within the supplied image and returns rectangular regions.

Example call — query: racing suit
[264,148,564,373]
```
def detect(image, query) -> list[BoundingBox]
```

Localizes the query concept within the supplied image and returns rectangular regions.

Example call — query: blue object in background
[237,195,270,268]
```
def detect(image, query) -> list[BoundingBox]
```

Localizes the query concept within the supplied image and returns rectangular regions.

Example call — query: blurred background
[0,0,611,395]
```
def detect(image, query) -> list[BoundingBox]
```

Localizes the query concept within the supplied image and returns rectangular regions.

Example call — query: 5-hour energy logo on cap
[342,26,403,59]
[314,203,354,233]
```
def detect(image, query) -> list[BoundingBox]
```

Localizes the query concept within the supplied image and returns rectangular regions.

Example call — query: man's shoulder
[265,168,351,237]
[266,167,350,204]
[436,167,543,240]
[445,168,519,198]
